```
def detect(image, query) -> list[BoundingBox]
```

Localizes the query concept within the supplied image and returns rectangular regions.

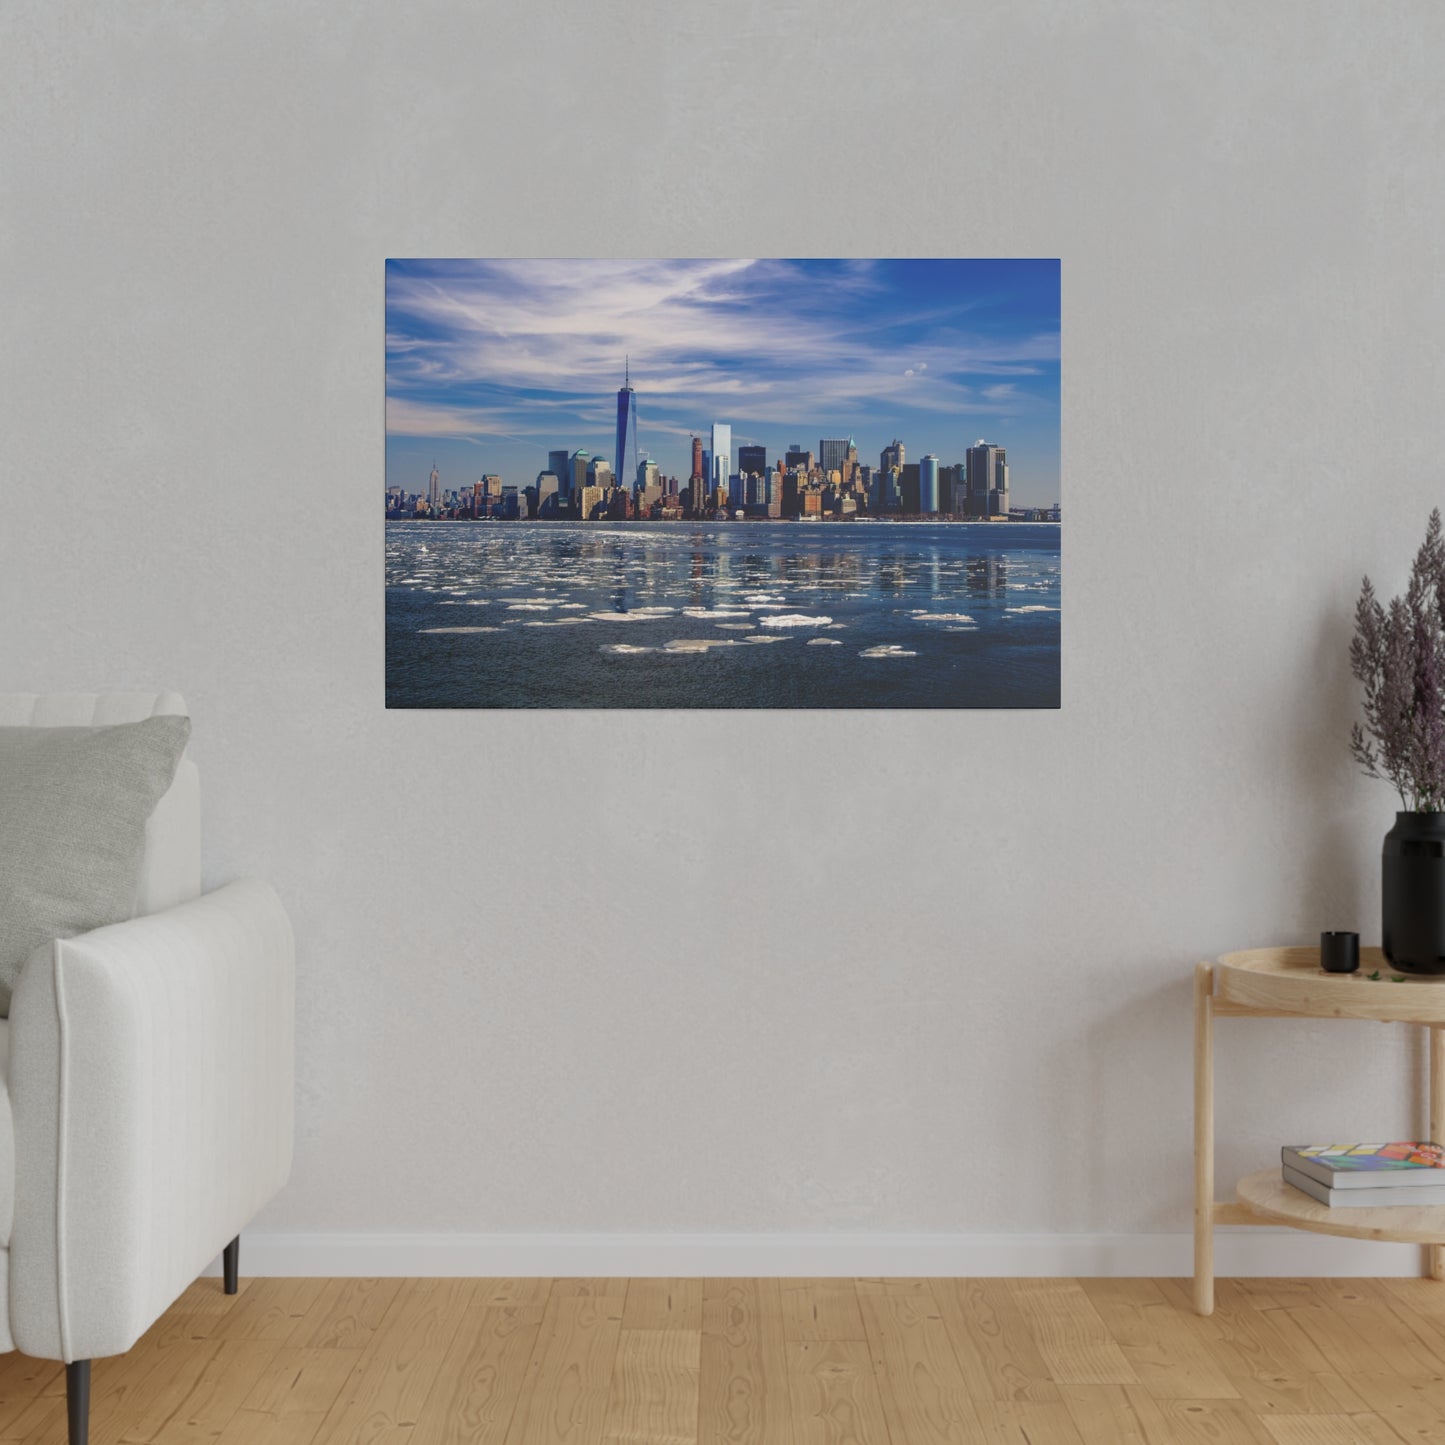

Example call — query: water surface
[386,520,1060,708]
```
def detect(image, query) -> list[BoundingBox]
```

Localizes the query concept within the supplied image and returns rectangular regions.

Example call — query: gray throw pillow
[0,714,192,1014]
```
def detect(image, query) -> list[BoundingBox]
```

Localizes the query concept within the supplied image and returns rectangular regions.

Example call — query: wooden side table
[1194,946,1445,1315]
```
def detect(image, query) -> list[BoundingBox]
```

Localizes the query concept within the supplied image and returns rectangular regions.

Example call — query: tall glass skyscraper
[711,422,731,504]
[919,454,941,514]
[548,449,571,498]
[615,360,639,495]
[820,438,849,476]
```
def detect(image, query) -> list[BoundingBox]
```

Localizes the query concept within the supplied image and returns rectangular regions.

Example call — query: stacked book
[1283,1143,1445,1207]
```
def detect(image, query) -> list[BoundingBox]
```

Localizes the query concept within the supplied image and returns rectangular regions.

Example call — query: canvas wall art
[385,259,1060,709]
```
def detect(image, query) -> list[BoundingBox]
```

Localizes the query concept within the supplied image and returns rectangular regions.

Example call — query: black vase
[1383,812,1445,974]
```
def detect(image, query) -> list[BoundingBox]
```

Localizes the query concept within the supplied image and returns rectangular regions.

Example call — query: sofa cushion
[0,716,191,1015]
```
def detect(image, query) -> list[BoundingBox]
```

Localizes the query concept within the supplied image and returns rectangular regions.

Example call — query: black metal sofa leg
[65,1238,238,1443]
[67,1360,90,1445]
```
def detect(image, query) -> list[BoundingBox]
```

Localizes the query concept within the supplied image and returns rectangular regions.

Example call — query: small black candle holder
[1320,931,1360,974]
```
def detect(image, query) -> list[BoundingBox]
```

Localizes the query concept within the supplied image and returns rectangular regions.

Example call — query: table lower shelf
[1235,1167,1445,1244]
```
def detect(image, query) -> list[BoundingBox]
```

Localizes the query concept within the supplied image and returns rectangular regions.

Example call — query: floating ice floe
[807,638,843,646]
[714,623,755,631]
[523,618,593,627]
[505,602,554,611]
[759,613,834,629]
[860,644,917,659]
[910,612,976,623]
[418,626,500,635]
[601,643,655,655]
[587,608,675,622]
[662,638,736,653]
[682,607,751,619]
[1005,605,1059,613]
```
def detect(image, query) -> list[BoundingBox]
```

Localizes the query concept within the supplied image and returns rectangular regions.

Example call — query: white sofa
[0,692,294,1445]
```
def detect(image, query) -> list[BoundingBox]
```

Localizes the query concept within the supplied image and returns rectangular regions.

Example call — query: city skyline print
[385,259,1061,710]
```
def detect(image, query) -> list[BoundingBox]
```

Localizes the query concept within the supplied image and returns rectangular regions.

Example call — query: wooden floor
[5,1277,1445,1443]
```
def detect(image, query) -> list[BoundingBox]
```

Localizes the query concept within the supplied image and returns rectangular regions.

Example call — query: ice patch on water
[1005,605,1058,613]
[911,612,976,623]
[506,602,554,611]
[807,638,843,646]
[418,626,500,634]
[524,618,593,627]
[556,602,587,610]
[662,638,735,653]
[601,643,655,655]
[860,644,917,659]
[714,623,755,631]
[588,609,674,622]
[682,608,751,619]
[742,635,787,644]
[759,613,834,629]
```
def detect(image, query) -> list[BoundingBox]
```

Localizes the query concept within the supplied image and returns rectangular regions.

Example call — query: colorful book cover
[1286,1143,1445,1172]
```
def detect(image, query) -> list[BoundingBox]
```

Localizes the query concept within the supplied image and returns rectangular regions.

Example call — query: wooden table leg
[1431,1025,1445,1281]
[1194,962,1215,1315]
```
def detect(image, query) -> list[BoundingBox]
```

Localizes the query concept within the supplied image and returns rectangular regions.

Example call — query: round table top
[1216,945,1445,1023]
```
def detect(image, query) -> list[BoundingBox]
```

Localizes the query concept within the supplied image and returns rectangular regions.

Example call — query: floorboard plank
[623,1281,704,1332]
[856,1277,983,1445]
[409,1302,545,1445]
[779,1285,865,1343]
[699,1279,794,1445]
[1079,1277,1237,1399]
[785,1341,889,1445]
[503,1291,624,1445]
[602,1329,700,1445]
[1005,1280,1138,1387]
[930,1278,1060,1404]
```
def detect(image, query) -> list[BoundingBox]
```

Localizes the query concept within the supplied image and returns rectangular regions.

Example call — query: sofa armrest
[7,879,294,1361]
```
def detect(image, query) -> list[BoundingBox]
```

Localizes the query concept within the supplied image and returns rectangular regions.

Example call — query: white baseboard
[204,1229,1430,1278]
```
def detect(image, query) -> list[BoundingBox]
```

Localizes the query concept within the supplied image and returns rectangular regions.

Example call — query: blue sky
[385,259,1060,506]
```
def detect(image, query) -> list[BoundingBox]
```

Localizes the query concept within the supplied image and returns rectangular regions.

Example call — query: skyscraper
[615,359,639,496]
[900,463,921,515]
[738,444,767,477]
[710,422,731,505]
[548,449,571,496]
[966,442,1007,518]
[919,455,941,514]
[427,461,440,511]
[690,435,704,483]
[820,438,849,476]
[570,450,592,505]
[881,439,905,473]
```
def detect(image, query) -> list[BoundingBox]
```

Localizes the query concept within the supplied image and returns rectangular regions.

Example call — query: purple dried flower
[1352,510,1445,811]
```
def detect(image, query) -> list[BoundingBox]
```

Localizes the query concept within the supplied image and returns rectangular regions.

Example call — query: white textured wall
[2,0,1443,1251]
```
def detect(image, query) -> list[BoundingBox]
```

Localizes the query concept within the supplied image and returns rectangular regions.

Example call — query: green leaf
[1369,970,1382,980]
